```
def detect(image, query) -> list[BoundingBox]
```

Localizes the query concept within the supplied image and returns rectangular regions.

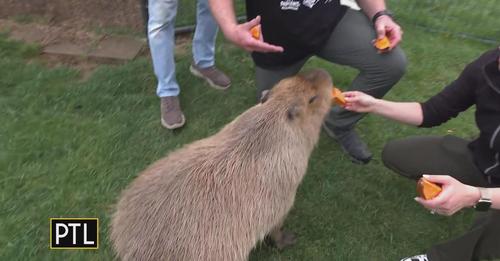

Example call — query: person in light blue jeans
[148,0,231,130]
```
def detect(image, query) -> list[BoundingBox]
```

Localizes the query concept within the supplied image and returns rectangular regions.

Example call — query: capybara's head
[260,68,333,138]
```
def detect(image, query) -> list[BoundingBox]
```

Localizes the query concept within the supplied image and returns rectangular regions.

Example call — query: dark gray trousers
[255,9,407,130]
[382,135,500,261]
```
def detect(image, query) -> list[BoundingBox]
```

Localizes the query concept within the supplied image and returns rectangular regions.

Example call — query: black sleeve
[419,62,479,128]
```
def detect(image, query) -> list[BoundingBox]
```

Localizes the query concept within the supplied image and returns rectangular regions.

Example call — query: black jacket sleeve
[419,62,479,128]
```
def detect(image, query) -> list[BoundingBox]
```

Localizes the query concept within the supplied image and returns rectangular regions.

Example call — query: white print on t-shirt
[339,0,360,10]
[303,0,319,8]
[280,0,301,10]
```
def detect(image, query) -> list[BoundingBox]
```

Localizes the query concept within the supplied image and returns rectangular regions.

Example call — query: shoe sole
[161,114,186,130]
[321,123,372,165]
[189,65,231,91]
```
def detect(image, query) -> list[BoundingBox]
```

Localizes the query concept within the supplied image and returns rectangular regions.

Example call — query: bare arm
[371,99,423,126]
[356,0,386,19]
[208,0,237,37]
[344,91,423,126]
[492,188,500,209]
[208,0,283,53]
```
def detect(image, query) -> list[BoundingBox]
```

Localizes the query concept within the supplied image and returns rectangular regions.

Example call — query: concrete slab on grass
[43,42,88,57]
[88,35,144,61]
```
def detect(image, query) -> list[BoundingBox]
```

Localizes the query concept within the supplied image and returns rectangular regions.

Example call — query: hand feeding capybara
[110,69,334,261]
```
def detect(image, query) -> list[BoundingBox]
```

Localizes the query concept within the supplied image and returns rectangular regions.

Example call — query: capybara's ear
[287,103,302,121]
[260,90,270,104]
[302,69,332,86]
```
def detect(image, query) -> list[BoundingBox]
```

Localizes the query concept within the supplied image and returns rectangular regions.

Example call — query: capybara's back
[110,69,333,261]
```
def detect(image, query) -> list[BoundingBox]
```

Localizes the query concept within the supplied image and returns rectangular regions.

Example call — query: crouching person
[344,47,500,261]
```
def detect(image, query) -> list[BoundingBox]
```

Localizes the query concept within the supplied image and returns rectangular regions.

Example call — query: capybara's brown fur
[110,69,333,261]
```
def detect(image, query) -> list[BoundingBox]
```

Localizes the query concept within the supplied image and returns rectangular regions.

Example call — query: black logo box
[50,218,99,249]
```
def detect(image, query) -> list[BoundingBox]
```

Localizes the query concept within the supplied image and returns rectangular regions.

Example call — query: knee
[196,0,210,12]
[362,48,407,98]
[381,140,399,169]
[381,139,412,178]
[147,1,177,36]
[381,48,407,81]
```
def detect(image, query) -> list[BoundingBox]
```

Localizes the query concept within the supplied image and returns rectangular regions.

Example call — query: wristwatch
[372,10,394,24]
[474,187,492,211]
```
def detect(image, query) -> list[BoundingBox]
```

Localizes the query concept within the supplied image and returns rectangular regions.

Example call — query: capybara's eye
[308,95,318,104]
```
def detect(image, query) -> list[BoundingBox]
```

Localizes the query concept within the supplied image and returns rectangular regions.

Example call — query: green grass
[391,0,500,41]
[0,14,498,261]
[176,0,246,27]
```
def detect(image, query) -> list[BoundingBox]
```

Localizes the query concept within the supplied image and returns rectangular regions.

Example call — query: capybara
[110,69,334,261]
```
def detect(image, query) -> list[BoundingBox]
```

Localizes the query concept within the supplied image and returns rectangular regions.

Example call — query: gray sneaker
[323,123,373,164]
[189,63,231,90]
[160,96,185,130]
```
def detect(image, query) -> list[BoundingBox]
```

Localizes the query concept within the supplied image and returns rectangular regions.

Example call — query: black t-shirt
[420,48,500,178]
[246,0,347,69]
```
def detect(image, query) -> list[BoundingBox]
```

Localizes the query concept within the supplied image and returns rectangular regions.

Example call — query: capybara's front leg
[267,226,297,250]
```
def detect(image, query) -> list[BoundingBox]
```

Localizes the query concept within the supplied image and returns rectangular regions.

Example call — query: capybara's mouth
[331,86,346,107]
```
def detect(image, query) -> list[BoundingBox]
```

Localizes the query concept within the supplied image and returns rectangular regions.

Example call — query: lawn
[0,5,498,261]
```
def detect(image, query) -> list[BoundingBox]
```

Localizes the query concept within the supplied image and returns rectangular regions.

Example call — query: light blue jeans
[148,0,218,97]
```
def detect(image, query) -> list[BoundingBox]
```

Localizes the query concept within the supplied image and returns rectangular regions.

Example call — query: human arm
[343,91,423,126]
[207,0,283,53]
[415,175,500,216]
[344,57,478,127]
[356,0,402,49]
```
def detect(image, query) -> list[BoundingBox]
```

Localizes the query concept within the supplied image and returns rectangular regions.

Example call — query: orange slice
[331,87,346,106]
[374,36,391,51]
[250,25,261,40]
[417,178,442,200]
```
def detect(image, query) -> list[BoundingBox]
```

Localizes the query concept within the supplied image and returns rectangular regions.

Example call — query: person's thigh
[382,135,489,187]
[427,210,500,261]
[316,9,406,98]
[148,0,178,31]
[254,57,309,100]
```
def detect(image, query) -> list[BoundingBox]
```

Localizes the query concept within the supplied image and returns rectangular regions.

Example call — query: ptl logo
[50,218,99,249]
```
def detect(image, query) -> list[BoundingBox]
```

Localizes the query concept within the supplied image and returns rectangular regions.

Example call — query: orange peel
[331,87,346,106]
[417,178,442,200]
[250,25,261,40]
[374,36,391,51]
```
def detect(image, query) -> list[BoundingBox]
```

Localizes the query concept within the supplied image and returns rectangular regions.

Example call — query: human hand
[343,91,378,113]
[415,175,481,216]
[224,16,284,53]
[373,15,403,50]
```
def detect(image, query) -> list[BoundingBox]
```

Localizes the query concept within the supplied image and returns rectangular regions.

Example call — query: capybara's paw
[277,230,297,250]
[267,229,297,250]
